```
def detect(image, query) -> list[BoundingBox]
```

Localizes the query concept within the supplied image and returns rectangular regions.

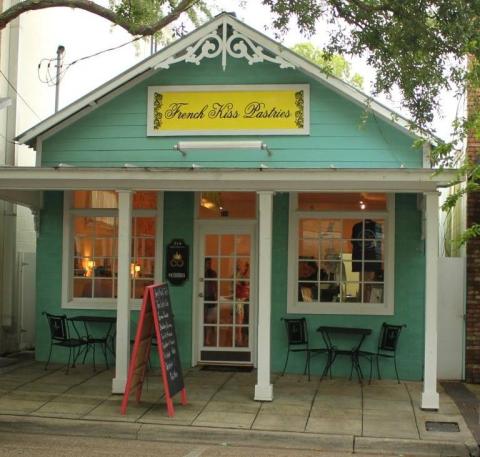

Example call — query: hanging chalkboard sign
[166,239,189,285]
[121,284,187,417]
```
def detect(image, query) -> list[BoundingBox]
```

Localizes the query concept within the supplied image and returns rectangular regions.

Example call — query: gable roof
[16,12,438,147]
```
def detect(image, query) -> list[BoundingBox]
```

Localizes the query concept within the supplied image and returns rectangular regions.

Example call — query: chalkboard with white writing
[152,284,184,397]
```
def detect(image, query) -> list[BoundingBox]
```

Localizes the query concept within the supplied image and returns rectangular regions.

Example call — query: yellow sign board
[147,85,309,136]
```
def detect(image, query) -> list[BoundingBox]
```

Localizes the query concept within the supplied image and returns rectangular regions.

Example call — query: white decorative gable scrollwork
[156,18,295,71]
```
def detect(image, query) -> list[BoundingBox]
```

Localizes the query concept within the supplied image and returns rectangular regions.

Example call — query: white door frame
[192,216,258,367]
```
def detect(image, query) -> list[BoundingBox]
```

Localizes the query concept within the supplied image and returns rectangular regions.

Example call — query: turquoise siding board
[42,58,422,169]
[162,192,194,369]
[270,193,425,381]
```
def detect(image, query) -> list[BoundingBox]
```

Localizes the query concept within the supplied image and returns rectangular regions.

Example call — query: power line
[0,69,40,120]
[38,37,144,88]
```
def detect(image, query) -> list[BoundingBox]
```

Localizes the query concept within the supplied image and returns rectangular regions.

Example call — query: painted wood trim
[0,168,457,193]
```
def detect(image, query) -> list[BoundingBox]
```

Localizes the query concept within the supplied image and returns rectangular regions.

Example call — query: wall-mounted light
[174,141,271,157]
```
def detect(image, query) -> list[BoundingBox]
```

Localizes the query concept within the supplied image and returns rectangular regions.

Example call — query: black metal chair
[359,322,406,383]
[281,317,329,381]
[81,329,110,371]
[43,312,87,373]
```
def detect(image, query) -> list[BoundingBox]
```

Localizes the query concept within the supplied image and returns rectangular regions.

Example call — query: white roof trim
[0,167,456,193]
[16,12,438,147]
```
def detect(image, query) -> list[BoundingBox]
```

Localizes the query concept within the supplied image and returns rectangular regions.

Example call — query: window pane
[204,326,217,346]
[319,239,341,260]
[236,258,250,279]
[94,279,113,298]
[219,303,233,324]
[95,217,116,237]
[204,303,217,324]
[219,258,234,279]
[342,282,361,302]
[133,191,157,209]
[299,219,321,238]
[135,238,155,257]
[93,258,114,278]
[74,217,95,237]
[299,260,319,281]
[73,258,87,277]
[235,235,251,256]
[235,280,250,301]
[299,239,319,258]
[73,191,118,208]
[298,193,386,211]
[134,259,155,278]
[75,238,94,258]
[319,283,340,302]
[205,235,218,256]
[219,281,234,300]
[198,192,256,219]
[95,238,114,257]
[204,280,218,302]
[235,303,249,325]
[220,235,234,256]
[73,278,92,298]
[134,218,155,237]
[235,327,248,347]
[364,284,384,303]
[133,280,153,299]
[219,327,232,347]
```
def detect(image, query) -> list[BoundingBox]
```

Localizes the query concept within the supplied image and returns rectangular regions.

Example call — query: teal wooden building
[2,13,453,409]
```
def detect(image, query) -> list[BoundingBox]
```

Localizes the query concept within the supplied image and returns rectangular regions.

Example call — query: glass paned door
[199,225,254,364]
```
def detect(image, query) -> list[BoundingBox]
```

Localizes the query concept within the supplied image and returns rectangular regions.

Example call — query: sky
[14,0,462,144]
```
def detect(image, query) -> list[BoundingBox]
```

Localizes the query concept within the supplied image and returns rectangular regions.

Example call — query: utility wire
[38,36,144,87]
[0,69,40,120]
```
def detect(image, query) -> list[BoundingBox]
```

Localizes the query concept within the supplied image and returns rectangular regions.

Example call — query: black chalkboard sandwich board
[121,284,187,417]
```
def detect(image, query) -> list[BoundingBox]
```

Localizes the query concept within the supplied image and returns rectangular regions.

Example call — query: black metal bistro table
[316,326,372,382]
[69,315,116,370]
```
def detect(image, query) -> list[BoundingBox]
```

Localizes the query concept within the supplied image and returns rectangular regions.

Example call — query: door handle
[198,293,204,298]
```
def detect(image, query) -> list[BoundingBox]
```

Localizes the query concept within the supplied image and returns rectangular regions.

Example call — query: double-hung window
[287,192,394,315]
[62,190,163,309]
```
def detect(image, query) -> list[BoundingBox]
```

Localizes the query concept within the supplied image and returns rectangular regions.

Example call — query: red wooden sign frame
[121,284,187,417]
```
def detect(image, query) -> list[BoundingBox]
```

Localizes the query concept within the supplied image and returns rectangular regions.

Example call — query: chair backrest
[282,318,308,346]
[378,323,406,353]
[44,312,69,342]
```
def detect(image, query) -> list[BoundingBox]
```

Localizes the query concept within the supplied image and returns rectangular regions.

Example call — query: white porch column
[112,190,132,394]
[254,191,274,401]
[421,191,440,410]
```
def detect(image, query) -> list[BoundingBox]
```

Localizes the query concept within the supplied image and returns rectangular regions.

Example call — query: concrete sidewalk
[0,359,477,456]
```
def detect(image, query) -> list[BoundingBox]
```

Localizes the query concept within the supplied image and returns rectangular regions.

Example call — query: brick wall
[466,81,480,382]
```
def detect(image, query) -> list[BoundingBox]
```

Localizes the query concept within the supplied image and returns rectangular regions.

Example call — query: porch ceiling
[0,166,457,193]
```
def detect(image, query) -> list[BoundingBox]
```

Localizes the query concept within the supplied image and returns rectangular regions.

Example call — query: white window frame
[287,192,395,315]
[61,191,164,310]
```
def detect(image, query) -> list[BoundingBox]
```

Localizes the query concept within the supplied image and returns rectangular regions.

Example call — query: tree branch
[0,0,198,36]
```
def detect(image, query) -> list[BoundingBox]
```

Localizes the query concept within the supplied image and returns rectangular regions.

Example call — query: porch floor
[0,360,477,456]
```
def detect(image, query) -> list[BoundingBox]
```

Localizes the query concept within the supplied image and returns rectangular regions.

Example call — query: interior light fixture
[174,141,271,156]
